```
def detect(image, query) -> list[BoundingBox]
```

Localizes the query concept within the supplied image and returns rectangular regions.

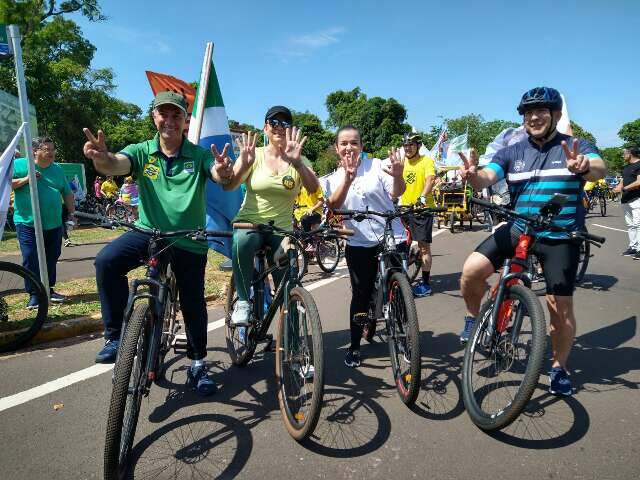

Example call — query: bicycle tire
[104,303,153,480]
[386,272,421,406]
[315,237,341,273]
[575,240,590,284]
[276,286,324,441]
[0,261,48,353]
[461,284,546,431]
[224,274,258,367]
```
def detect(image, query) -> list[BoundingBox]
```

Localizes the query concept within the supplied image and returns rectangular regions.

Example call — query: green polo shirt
[120,134,214,254]
[12,158,71,230]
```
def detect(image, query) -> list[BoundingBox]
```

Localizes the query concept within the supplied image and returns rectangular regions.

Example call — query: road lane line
[0,273,349,413]
[592,224,627,233]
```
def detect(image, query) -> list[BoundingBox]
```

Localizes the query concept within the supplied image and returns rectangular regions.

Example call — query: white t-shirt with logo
[323,157,406,247]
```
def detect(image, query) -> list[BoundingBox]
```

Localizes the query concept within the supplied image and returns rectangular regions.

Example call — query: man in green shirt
[83,91,233,396]
[12,136,76,308]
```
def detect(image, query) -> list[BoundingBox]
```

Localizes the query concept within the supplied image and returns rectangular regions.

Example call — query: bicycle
[586,187,607,217]
[461,196,605,431]
[0,261,49,352]
[334,205,443,406]
[75,212,232,479]
[225,221,353,441]
[293,206,343,275]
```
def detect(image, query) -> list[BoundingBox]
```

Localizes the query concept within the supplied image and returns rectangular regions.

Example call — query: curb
[32,314,104,345]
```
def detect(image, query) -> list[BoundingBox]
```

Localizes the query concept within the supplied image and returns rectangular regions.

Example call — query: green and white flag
[444,133,468,167]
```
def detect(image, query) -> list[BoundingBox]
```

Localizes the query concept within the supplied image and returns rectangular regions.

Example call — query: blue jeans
[95,230,209,359]
[15,224,62,295]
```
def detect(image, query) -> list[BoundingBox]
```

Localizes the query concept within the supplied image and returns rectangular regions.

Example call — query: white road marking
[592,224,627,233]
[0,273,348,413]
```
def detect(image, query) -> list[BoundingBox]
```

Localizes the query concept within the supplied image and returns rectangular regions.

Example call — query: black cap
[265,105,292,124]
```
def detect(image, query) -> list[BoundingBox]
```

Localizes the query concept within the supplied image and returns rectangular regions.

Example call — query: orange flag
[145,71,196,114]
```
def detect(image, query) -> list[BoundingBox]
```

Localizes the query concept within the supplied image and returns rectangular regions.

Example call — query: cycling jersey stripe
[507,168,572,181]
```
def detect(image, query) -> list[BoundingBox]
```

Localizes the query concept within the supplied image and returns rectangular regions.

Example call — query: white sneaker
[231,300,251,326]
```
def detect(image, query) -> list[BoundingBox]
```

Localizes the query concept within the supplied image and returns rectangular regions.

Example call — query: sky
[74,0,640,147]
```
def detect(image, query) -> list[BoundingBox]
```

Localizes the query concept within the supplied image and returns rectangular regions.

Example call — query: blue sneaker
[549,367,574,396]
[26,295,39,310]
[412,281,432,297]
[459,316,475,343]
[188,364,217,396]
[95,339,120,363]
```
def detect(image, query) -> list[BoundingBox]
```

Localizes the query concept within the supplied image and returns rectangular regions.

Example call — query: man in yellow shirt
[398,133,436,297]
[294,184,324,232]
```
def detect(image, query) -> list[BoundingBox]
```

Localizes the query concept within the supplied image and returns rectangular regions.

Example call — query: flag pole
[8,25,49,297]
[190,42,214,144]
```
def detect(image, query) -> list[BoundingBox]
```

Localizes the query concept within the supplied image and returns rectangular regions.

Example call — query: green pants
[232,229,285,302]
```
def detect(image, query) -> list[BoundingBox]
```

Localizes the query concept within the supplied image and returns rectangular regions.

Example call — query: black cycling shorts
[406,213,434,244]
[475,223,580,296]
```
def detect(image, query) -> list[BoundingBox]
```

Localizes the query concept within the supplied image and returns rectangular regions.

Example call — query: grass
[0,250,231,327]
[0,225,123,255]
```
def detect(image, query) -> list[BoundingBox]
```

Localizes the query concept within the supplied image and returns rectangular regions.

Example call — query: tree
[291,110,333,165]
[228,119,264,147]
[443,114,519,155]
[601,147,624,175]
[325,87,411,154]
[0,16,142,162]
[315,146,339,177]
[570,121,597,145]
[618,118,640,145]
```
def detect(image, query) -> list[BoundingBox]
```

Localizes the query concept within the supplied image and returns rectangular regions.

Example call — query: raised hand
[236,131,257,167]
[82,128,108,161]
[562,139,590,174]
[383,147,405,177]
[281,126,307,167]
[211,143,233,184]
[458,148,478,180]
[342,150,359,183]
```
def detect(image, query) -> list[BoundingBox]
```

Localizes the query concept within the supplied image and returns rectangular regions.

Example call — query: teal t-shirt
[120,134,214,254]
[12,158,71,230]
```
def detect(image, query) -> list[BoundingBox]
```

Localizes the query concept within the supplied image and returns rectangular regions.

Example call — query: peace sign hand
[458,148,478,180]
[236,131,257,167]
[562,139,590,174]
[82,128,109,162]
[281,126,308,167]
[211,143,233,184]
[383,147,405,178]
[343,151,359,184]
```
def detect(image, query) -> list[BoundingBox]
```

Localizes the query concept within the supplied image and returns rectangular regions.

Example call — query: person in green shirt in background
[11,136,76,308]
[82,91,234,396]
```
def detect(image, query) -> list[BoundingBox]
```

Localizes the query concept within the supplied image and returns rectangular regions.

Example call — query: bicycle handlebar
[233,222,354,237]
[334,205,446,220]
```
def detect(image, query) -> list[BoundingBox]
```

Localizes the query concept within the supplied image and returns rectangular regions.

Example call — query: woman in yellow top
[294,184,324,232]
[223,106,319,326]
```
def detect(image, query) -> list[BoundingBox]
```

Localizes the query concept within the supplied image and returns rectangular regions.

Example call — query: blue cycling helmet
[517,87,563,115]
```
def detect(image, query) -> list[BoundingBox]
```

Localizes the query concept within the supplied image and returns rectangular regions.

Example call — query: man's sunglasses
[268,118,292,129]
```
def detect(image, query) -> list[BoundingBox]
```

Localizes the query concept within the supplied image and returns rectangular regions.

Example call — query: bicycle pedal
[172,333,188,354]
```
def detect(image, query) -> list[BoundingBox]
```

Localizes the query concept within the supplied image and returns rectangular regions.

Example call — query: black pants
[95,230,209,359]
[345,244,378,351]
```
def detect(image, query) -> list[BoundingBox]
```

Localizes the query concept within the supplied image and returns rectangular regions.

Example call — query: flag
[557,93,573,136]
[0,123,25,239]
[443,133,468,167]
[428,127,448,164]
[145,71,197,114]
[187,54,242,258]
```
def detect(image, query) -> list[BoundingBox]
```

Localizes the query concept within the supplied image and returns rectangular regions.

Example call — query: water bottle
[263,280,272,314]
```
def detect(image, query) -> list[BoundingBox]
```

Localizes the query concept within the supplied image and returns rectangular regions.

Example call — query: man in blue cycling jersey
[458,87,606,396]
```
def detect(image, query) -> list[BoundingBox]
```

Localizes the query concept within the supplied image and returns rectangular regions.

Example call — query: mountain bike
[586,187,607,217]
[334,205,444,406]
[293,206,343,275]
[75,212,232,480]
[0,261,48,352]
[461,196,605,431]
[225,221,352,441]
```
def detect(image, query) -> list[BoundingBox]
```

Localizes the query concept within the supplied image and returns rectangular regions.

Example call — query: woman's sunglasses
[268,118,292,130]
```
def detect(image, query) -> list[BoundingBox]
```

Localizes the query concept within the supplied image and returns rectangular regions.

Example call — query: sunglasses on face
[268,118,291,130]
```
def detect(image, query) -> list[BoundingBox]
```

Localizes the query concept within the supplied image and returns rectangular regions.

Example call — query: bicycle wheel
[0,261,48,353]
[575,240,590,284]
[315,237,341,273]
[386,272,421,406]
[104,303,154,480]
[599,195,607,217]
[276,286,324,441]
[461,284,546,431]
[406,245,422,284]
[224,274,258,366]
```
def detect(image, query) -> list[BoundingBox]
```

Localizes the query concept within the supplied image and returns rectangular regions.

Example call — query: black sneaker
[344,349,361,368]
[621,247,636,256]
[634,251,640,260]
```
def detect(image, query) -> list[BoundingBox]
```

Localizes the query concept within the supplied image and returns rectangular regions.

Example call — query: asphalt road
[1,203,638,480]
